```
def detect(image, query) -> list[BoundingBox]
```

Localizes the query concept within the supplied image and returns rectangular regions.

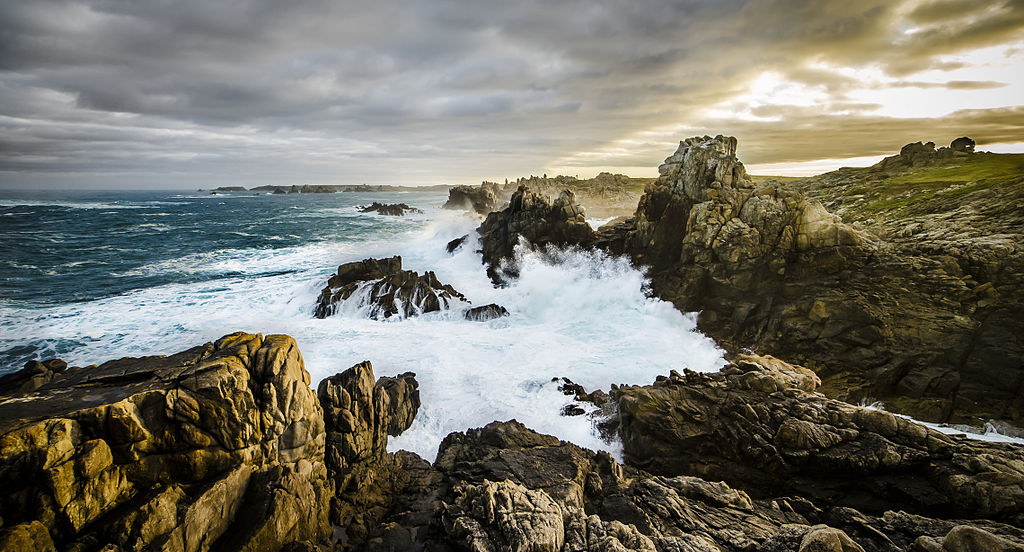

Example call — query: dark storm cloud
[1,0,1023,187]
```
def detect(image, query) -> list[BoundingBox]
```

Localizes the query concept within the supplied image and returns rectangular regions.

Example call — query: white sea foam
[861,401,1024,446]
[0,209,725,461]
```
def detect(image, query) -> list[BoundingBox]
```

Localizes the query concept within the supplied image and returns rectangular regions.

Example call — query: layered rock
[613,354,1024,524]
[358,202,423,216]
[313,256,468,319]
[477,185,596,283]
[0,332,331,551]
[596,135,1023,427]
[876,138,976,171]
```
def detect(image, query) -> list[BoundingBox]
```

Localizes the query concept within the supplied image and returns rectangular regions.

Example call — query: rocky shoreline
[2,335,1022,551]
[2,134,1022,551]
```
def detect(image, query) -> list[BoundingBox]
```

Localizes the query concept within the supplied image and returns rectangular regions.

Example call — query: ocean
[0,188,726,460]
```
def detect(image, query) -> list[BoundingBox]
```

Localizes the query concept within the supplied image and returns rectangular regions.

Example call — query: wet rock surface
[357,202,423,216]
[477,185,596,284]
[463,303,509,321]
[313,256,469,319]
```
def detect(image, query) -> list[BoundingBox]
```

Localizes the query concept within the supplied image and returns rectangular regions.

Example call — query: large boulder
[477,185,596,283]
[0,332,331,552]
[313,256,468,319]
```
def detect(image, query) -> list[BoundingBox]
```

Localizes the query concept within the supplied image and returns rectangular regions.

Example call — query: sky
[1,0,1023,189]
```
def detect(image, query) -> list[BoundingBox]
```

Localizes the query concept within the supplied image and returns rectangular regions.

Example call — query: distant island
[209,184,453,193]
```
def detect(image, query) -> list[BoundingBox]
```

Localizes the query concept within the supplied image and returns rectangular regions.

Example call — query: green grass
[859,153,1024,215]
[750,175,805,184]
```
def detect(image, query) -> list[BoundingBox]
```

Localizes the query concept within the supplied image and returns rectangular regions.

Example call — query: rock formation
[593,135,1023,428]
[313,256,468,319]
[477,185,596,283]
[2,335,1023,551]
[357,202,423,216]
[464,303,509,321]
[443,182,504,215]
[0,333,332,551]
[445,173,650,218]
[613,354,1024,524]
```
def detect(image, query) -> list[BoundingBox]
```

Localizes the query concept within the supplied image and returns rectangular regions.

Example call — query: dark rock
[443,183,504,215]
[445,234,468,254]
[476,185,596,284]
[358,202,423,216]
[463,303,509,321]
[0,359,67,395]
[313,256,468,319]
[613,353,1024,523]
[317,361,422,546]
[951,136,976,153]
[582,135,1022,428]
[0,332,331,551]
[273,187,287,194]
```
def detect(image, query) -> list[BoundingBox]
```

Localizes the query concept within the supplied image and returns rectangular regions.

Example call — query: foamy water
[0,197,725,460]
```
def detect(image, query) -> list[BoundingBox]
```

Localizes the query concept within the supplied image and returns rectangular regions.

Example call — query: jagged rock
[0,358,67,395]
[464,303,509,321]
[313,256,468,319]
[316,361,422,546]
[273,187,287,194]
[0,332,331,551]
[358,202,423,216]
[444,183,504,215]
[613,353,1024,524]
[446,234,468,253]
[477,185,596,284]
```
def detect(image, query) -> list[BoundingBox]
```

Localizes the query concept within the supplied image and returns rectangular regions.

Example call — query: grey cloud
[0,0,1022,188]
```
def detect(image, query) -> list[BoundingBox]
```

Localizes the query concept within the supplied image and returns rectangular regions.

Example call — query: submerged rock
[358,202,423,216]
[313,256,468,319]
[464,303,509,321]
[477,185,596,284]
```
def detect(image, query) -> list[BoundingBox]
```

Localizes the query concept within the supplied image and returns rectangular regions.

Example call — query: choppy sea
[0,188,726,460]
[4,188,1019,458]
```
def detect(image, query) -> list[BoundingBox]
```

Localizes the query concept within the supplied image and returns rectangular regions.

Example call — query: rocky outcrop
[613,354,1024,524]
[313,256,468,319]
[595,135,1023,427]
[358,202,423,216]
[0,358,67,395]
[877,138,976,171]
[464,303,509,321]
[443,183,504,215]
[477,185,596,283]
[318,361,421,547]
[445,174,649,218]
[0,332,331,551]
